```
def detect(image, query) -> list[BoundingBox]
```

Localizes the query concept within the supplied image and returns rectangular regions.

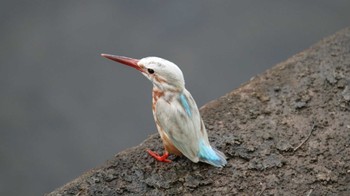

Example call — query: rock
[46,27,350,196]
[342,85,350,101]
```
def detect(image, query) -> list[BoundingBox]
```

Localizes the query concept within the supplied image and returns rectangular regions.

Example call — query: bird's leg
[147,149,171,163]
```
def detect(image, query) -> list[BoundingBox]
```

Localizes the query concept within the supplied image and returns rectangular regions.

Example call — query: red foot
[147,150,171,163]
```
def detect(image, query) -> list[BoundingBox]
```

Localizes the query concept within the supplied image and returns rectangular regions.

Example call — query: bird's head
[101,54,185,91]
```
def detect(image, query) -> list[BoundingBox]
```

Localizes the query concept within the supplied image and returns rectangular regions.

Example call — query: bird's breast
[152,89,164,112]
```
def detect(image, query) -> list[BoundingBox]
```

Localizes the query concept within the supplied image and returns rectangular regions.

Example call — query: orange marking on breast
[152,90,164,121]
[152,90,165,104]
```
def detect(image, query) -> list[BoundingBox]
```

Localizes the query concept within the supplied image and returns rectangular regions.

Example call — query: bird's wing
[155,89,208,162]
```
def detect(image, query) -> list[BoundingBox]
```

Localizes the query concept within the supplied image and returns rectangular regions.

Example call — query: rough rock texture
[48,28,350,196]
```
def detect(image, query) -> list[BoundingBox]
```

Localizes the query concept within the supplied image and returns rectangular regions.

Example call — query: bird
[101,53,227,167]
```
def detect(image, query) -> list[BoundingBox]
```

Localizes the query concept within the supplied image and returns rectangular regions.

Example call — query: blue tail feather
[198,141,227,167]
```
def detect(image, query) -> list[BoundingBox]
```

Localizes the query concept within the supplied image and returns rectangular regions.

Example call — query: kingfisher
[101,54,227,167]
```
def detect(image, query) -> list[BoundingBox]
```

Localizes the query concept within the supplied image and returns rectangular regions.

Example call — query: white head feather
[138,57,185,91]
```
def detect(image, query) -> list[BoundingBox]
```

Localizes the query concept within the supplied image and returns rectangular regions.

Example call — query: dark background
[1,1,349,195]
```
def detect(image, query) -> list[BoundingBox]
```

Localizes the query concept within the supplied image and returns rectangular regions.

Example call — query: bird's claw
[147,150,171,163]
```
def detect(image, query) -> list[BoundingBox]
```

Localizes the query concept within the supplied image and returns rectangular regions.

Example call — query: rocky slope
[48,28,350,196]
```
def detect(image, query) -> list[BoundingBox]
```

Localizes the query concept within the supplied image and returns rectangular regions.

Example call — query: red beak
[101,54,142,72]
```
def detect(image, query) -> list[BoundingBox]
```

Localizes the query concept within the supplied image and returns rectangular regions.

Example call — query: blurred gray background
[1,1,350,195]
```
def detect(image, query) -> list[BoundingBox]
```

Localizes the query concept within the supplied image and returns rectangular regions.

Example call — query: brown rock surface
[47,28,350,195]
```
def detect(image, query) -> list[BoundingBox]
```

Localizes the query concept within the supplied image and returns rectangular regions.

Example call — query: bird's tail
[198,141,227,167]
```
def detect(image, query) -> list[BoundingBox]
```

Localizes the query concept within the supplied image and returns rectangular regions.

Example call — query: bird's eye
[147,68,155,74]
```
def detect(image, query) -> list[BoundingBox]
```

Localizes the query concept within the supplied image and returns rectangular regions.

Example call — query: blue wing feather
[180,93,192,117]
